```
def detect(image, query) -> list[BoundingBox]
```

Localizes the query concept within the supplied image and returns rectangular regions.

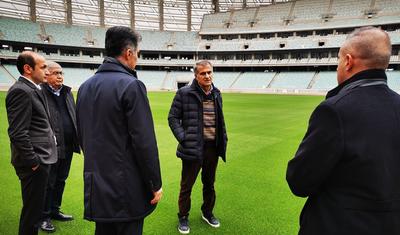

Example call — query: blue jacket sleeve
[123,80,162,192]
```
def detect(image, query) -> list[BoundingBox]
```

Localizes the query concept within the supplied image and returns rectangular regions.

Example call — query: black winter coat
[77,57,162,222]
[287,69,400,235]
[168,79,227,162]
[42,84,80,159]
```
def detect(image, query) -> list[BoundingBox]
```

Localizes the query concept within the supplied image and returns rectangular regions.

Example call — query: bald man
[41,62,80,232]
[287,27,400,235]
[6,51,57,235]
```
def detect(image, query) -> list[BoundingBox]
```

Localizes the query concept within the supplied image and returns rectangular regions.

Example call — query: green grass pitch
[0,91,323,234]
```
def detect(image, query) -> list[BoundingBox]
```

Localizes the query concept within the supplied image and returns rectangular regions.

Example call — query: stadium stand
[0,64,15,85]
[165,71,193,90]
[62,68,96,89]
[0,17,41,43]
[231,72,276,89]
[312,71,338,90]
[376,0,400,12]
[137,71,168,90]
[3,64,20,79]
[387,71,400,90]
[0,0,399,93]
[292,0,330,21]
[330,0,370,18]
[270,71,315,89]
[212,72,242,89]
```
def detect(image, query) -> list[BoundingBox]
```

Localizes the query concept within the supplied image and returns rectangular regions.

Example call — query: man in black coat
[286,27,400,235]
[40,61,80,232]
[76,26,162,235]
[168,60,228,234]
[6,51,57,235]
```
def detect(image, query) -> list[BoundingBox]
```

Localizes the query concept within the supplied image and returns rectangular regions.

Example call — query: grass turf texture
[0,91,323,234]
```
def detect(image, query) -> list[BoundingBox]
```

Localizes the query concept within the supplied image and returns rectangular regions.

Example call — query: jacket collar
[326,69,387,99]
[19,77,52,120]
[18,76,41,90]
[96,57,138,78]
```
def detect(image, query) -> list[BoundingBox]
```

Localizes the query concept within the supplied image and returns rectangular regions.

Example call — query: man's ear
[345,53,354,71]
[23,64,33,75]
[123,48,131,60]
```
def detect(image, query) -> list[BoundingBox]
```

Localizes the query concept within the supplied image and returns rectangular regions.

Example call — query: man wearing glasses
[41,61,80,232]
[168,60,228,234]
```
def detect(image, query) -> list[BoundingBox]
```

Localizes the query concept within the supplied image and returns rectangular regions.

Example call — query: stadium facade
[0,0,399,94]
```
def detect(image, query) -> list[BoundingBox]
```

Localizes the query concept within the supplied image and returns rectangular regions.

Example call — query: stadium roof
[0,0,291,31]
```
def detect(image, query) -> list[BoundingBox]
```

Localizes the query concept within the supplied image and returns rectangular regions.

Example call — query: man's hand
[150,188,163,205]
[32,164,40,171]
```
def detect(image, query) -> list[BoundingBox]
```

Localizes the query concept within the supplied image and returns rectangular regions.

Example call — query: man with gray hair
[41,61,80,232]
[287,27,400,234]
[168,60,228,234]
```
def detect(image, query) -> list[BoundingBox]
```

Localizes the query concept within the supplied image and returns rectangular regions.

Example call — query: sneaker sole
[201,215,220,228]
[40,228,56,233]
[178,227,190,234]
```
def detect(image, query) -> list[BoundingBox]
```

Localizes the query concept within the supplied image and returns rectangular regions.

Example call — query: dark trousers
[15,164,50,235]
[43,149,73,218]
[178,143,218,217]
[95,219,144,235]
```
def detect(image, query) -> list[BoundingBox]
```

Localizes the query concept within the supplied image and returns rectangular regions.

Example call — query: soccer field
[0,91,323,235]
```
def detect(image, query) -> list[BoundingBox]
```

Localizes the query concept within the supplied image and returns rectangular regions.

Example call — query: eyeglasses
[51,71,64,76]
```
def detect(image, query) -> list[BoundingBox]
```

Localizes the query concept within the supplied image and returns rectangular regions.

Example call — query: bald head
[342,27,391,69]
[337,27,392,84]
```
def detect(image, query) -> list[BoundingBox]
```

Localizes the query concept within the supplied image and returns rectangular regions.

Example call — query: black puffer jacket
[168,79,227,162]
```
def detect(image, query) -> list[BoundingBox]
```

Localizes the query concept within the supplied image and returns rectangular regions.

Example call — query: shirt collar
[48,84,63,96]
[21,75,41,90]
[202,85,213,95]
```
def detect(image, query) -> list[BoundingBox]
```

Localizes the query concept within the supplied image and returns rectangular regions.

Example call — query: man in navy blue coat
[76,26,162,235]
[287,27,400,234]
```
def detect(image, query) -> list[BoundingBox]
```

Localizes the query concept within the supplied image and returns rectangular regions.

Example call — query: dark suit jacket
[6,77,57,169]
[287,69,400,235]
[77,57,162,222]
[42,84,80,159]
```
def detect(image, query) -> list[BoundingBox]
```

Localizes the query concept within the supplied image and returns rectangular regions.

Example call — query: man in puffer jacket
[168,60,228,234]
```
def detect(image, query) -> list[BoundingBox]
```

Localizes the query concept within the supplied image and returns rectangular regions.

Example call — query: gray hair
[47,61,61,70]
[344,26,392,69]
[194,60,213,74]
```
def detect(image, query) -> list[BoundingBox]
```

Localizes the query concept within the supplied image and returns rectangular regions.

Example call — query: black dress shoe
[51,211,74,221]
[41,219,56,233]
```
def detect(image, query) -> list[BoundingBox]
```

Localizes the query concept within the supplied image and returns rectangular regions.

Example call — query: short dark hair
[16,52,35,75]
[105,26,141,57]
